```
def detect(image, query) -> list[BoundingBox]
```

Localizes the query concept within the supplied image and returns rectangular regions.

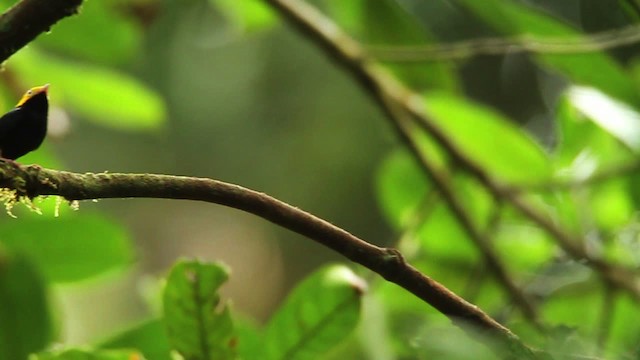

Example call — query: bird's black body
[0,86,49,160]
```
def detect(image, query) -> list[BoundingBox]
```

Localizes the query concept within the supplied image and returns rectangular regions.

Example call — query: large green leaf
[0,250,51,360]
[235,318,265,360]
[163,259,236,360]
[9,48,166,131]
[31,348,142,360]
[100,319,172,360]
[0,214,134,283]
[457,0,640,107]
[34,0,140,64]
[265,264,364,360]
[423,93,551,184]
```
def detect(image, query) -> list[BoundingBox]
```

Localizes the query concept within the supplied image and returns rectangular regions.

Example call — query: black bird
[0,84,49,160]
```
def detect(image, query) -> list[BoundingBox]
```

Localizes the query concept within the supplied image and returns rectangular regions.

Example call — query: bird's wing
[0,108,22,141]
[0,108,23,150]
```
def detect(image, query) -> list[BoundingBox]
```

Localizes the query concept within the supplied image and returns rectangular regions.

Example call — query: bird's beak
[42,84,50,93]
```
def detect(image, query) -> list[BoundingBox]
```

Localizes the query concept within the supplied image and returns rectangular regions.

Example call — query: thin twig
[384,97,542,327]
[0,0,83,62]
[507,161,640,194]
[369,25,640,62]
[0,162,538,359]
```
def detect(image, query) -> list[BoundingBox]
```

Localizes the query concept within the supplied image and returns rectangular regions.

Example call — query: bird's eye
[26,90,32,95]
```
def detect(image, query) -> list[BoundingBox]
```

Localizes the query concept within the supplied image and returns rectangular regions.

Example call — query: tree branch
[369,25,640,62]
[260,0,640,306]
[0,0,83,63]
[0,162,537,358]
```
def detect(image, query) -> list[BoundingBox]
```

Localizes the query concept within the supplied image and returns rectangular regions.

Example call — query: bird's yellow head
[16,84,49,107]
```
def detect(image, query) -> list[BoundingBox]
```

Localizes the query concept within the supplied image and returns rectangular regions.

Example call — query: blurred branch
[369,25,640,62]
[0,161,537,359]
[507,161,640,194]
[0,0,83,62]
[261,0,640,329]
[383,96,542,329]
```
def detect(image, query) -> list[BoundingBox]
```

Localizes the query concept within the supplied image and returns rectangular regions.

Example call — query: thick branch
[0,0,83,62]
[0,162,534,358]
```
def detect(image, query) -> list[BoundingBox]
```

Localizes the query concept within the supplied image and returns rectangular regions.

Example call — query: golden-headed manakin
[0,84,49,160]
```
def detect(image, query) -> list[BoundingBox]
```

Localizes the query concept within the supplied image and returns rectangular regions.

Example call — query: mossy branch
[0,161,537,358]
[0,0,83,63]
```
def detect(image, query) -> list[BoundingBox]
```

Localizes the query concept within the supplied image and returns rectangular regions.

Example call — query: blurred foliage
[0,0,640,359]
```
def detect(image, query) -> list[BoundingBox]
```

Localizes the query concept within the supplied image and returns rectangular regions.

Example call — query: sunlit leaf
[0,214,134,283]
[589,181,633,231]
[10,49,166,131]
[265,264,364,359]
[163,259,236,360]
[567,86,640,152]
[554,93,634,178]
[423,92,551,184]
[0,250,51,359]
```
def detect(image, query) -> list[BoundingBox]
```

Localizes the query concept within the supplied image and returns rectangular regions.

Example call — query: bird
[0,84,49,160]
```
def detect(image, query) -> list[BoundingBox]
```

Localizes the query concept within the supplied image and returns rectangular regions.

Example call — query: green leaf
[100,319,172,360]
[606,295,640,357]
[589,181,633,232]
[163,259,236,360]
[325,0,459,91]
[375,149,431,229]
[567,86,640,153]
[554,93,634,173]
[457,0,640,107]
[0,250,52,360]
[423,93,551,184]
[31,348,143,360]
[35,0,140,64]
[235,318,264,360]
[213,0,276,33]
[414,204,479,276]
[9,48,166,131]
[0,214,134,283]
[265,264,364,360]
[495,224,554,274]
